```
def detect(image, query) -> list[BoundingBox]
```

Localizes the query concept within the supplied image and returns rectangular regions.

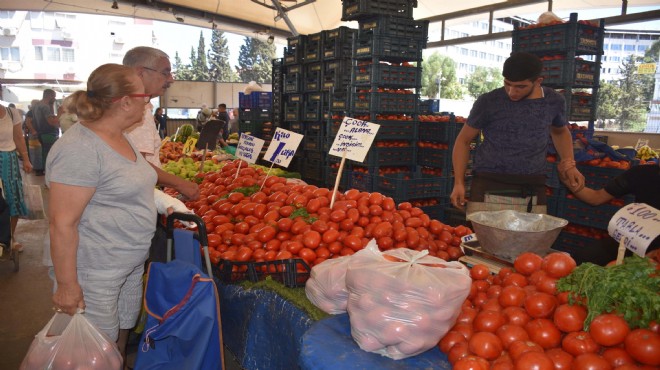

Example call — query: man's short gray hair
[122,46,169,68]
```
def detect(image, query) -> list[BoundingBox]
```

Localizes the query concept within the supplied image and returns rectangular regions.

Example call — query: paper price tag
[236,133,265,164]
[182,137,197,156]
[328,117,380,163]
[262,128,303,168]
[608,203,660,256]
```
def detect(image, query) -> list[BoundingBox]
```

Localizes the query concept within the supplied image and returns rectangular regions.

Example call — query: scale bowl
[467,210,568,262]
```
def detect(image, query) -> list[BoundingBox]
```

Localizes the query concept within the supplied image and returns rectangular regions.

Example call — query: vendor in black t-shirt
[566,162,660,257]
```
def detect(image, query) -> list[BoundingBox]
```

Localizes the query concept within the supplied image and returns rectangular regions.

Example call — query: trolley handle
[166,212,208,244]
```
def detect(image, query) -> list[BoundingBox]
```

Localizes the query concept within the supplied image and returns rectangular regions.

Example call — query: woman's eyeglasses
[112,94,151,103]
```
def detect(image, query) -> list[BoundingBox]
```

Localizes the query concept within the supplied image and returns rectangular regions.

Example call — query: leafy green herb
[556,255,660,330]
[219,185,260,199]
[288,207,318,224]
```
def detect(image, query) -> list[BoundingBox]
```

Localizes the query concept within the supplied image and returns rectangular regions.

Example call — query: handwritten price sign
[262,128,303,168]
[328,117,380,163]
[236,134,265,164]
[608,203,660,256]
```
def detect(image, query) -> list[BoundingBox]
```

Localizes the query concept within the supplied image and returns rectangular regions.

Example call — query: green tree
[236,37,276,83]
[421,52,464,99]
[208,30,238,82]
[192,31,210,81]
[465,66,503,99]
[616,55,647,131]
[172,51,193,80]
[644,39,660,62]
[595,80,621,127]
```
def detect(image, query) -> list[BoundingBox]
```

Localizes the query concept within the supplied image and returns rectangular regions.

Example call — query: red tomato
[474,310,506,333]
[342,235,363,251]
[470,264,491,280]
[624,329,660,366]
[562,331,600,356]
[498,285,526,307]
[298,248,316,264]
[503,306,531,327]
[514,252,544,276]
[453,355,490,370]
[542,252,576,278]
[302,230,321,249]
[515,351,554,370]
[496,324,530,349]
[553,304,587,333]
[524,292,558,319]
[545,348,574,370]
[525,318,562,349]
[508,340,544,361]
[503,273,528,287]
[447,341,470,365]
[439,331,468,353]
[589,313,630,347]
[572,353,612,370]
[256,225,277,243]
[601,347,635,368]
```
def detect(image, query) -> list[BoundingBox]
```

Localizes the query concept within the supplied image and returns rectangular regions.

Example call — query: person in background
[0,103,32,253]
[228,107,239,135]
[122,46,198,200]
[451,52,584,215]
[23,99,40,138]
[215,103,230,141]
[58,96,79,134]
[32,89,60,176]
[196,105,212,131]
[154,107,167,139]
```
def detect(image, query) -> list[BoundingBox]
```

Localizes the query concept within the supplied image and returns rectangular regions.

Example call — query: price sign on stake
[236,133,265,164]
[608,203,660,261]
[182,137,197,156]
[329,117,380,163]
[262,128,303,168]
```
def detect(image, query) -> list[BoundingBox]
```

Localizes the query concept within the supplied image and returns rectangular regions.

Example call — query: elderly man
[32,89,59,175]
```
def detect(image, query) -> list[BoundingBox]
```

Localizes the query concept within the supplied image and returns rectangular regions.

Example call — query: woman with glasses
[45,63,161,367]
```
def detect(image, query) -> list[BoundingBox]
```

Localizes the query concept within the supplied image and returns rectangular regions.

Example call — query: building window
[461,48,468,55]
[497,41,504,48]
[623,44,635,51]
[46,46,61,61]
[470,50,477,57]
[611,56,620,62]
[479,52,486,59]
[0,10,16,19]
[469,65,476,72]
[638,45,648,52]
[611,44,622,51]
[496,55,503,62]
[0,47,20,61]
[62,48,75,62]
[34,46,43,60]
[603,44,609,50]
[459,63,467,70]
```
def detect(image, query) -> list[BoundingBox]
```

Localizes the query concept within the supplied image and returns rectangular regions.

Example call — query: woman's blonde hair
[67,63,138,122]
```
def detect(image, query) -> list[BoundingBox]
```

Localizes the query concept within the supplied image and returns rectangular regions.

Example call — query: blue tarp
[299,314,452,370]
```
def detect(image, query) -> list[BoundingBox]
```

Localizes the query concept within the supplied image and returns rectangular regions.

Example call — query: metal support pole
[271,0,299,36]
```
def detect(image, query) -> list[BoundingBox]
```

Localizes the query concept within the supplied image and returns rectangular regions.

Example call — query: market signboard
[608,203,660,256]
[637,63,657,74]
[262,128,303,168]
[235,133,265,164]
[328,117,380,163]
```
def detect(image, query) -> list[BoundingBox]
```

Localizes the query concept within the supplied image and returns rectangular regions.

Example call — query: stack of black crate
[238,91,273,143]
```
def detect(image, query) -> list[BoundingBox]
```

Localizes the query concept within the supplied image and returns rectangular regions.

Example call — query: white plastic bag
[20,313,122,370]
[346,240,472,360]
[305,255,351,314]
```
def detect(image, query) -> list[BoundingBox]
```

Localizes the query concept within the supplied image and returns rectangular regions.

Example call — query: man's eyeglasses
[112,94,151,103]
[142,66,172,78]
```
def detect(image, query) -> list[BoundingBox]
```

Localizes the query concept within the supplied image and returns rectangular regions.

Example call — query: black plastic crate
[215,258,311,288]
[354,34,424,61]
[512,13,603,54]
[288,122,304,133]
[555,194,631,230]
[324,158,351,190]
[541,58,598,87]
[362,144,416,167]
[568,92,594,121]
[371,119,417,140]
[352,90,418,113]
[329,91,350,111]
[286,93,303,104]
[322,27,356,60]
[303,129,325,151]
[284,101,302,122]
[377,170,449,201]
[301,154,325,182]
[304,63,322,92]
[303,99,322,122]
[354,63,421,88]
[284,72,302,93]
[287,34,307,49]
[417,119,462,142]
[442,207,469,227]
[283,46,304,65]
[341,0,417,21]
[304,32,323,64]
[238,119,264,135]
[419,99,439,114]
[239,107,271,121]
[417,146,451,169]
[359,16,428,46]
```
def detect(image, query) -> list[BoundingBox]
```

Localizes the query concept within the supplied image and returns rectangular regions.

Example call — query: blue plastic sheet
[218,284,314,370]
[299,314,452,370]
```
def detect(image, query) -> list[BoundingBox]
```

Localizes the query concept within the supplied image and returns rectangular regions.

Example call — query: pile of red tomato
[440,252,660,369]
[181,159,470,269]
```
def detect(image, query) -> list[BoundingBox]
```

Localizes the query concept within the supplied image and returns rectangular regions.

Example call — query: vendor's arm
[571,187,614,206]
[12,114,32,173]
[550,125,584,190]
[451,125,480,210]
[49,182,95,315]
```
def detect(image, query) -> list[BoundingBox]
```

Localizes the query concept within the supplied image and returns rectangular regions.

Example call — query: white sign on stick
[328,117,380,163]
[608,203,660,256]
[262,128,303,168]
[235,133,265,164]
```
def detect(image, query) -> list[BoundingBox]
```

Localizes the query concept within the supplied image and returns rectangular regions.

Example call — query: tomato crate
[349,170,375,192]
[353,63,421,88]
[303,32,323,64]
[416,147,451,169]
[239,107,271,121]
[577,164,628,189]
[238,120,263,135]
[370,119,417,140]
[324,162,351,191]
[352,91,418,113]
[362,145,416,167]
[512,14,603,54]
[284,102,302,122]
[359,16,429,45]
[417,120,462,142]
[284,72,302,93]
[329,91,350,111]
[568,93,594,121]
[353,34,424,61]
[341,0,417,21]
[215,258,311,288]
[419,99,440,114]
[302,130,325,151]
[555,195,632,230]
[551,231,618,265]
[283,46,304,65]
[442,207,469,227]
[286,64,302,75]
[303,100,322,122]
[377,172,449,201]
[322,72,352,92]
[420,203,446,222]
[541,58,598,88]
[304,70,321,92]
[300,157,325,182]
[288,122,304,133]
[545,162,561,188]
[238,92,273,110]
[322,27,356,60]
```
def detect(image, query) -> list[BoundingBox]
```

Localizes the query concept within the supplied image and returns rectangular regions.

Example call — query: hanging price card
[236,133,265,164]
[608,203,660,256]
[328,117,380,163]
[262,128,303,168]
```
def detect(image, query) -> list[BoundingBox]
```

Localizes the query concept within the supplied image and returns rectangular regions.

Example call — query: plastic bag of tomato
[179,159,472,287]
[440,252,660,369]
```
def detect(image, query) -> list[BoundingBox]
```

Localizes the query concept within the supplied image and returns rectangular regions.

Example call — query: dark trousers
[38,133,58,171]
[0,194,11,246]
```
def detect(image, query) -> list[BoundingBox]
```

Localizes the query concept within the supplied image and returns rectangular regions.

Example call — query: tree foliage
[236,37,276,83]
[421,52,464,99]
[465,66,503,99]
[172,51,193,80]
[208,30,238,82]
[193,31,210,81]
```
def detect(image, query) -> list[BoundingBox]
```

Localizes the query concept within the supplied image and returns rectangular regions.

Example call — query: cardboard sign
[235,133,265,164]
[182,137,197,156]
[608,203,660,256]
[637,63,657,75]
[262,128,303,168]
[329,117,380,163]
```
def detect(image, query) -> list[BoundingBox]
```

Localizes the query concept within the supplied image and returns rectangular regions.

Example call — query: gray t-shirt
[33,102,59,135]
[45,123,158,269]
[468,86,567,175]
